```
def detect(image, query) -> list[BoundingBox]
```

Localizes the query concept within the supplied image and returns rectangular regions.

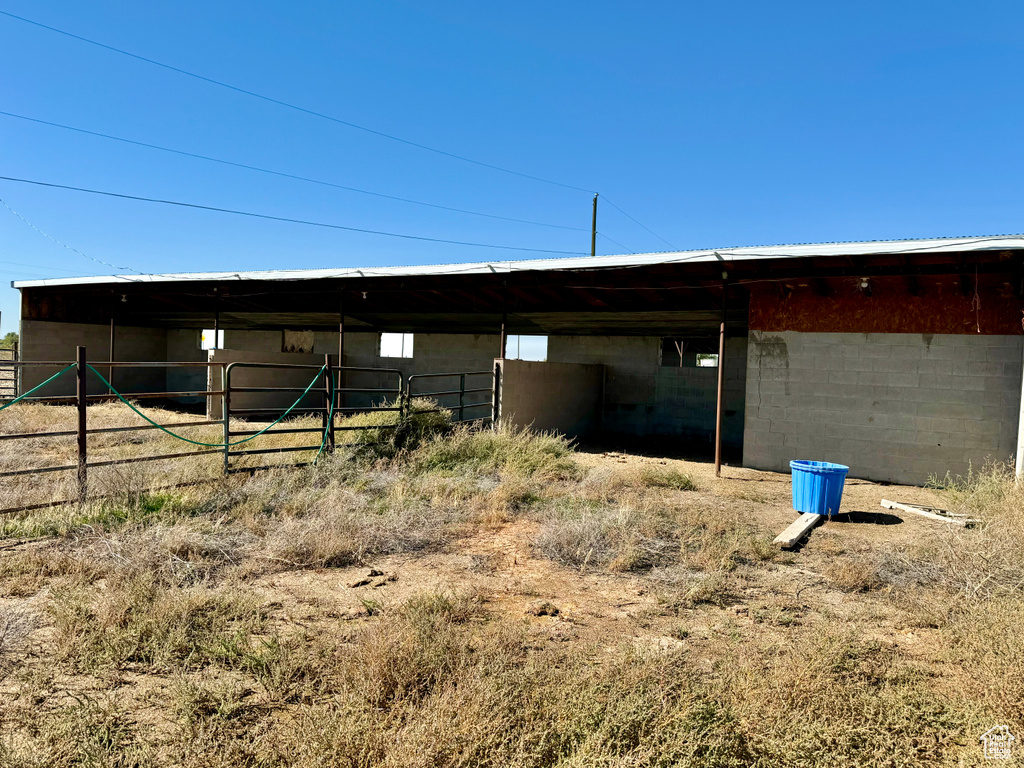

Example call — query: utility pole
[591,194,598,257]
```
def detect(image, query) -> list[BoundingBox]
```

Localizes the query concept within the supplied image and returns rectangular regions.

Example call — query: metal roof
[12,234,1024,289]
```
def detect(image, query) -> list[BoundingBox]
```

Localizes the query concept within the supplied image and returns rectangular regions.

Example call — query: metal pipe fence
[406,370,494,423]
[0,347,495,515]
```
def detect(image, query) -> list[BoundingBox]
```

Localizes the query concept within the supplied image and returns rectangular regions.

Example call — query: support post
[76,345,87,504]
[108,313,115,395]
[591,193,598,257]
[222,365,231,476]
[212,289,220,350]
[492,361,502,429]
[1017,340,1024,480]
[499,283,508,359]
[324,353,335,453]
[715,278,728,477]
[337,294,345,413]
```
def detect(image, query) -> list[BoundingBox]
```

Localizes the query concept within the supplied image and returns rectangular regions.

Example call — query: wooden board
[773,513,823,549]
[880,499,979,528]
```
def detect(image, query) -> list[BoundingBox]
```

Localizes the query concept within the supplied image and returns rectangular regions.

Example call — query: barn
[13,235,1024,485]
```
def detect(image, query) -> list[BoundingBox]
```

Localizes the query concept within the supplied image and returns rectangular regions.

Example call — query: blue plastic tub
[790,460,849,516]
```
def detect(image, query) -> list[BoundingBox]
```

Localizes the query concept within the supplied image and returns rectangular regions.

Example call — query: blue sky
[1,1,1022,335]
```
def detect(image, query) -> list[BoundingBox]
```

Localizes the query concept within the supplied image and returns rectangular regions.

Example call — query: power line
[0,10,592,194]
[0,258,94,274]
[0,110,587,233]
[601,196,679,251]
[597,232,635,254]
[0,196,141,273]
[0,176,590,256]
[0,10,681,250]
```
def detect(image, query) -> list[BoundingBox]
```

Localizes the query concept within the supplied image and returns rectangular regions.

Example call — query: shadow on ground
[827,510,903,526]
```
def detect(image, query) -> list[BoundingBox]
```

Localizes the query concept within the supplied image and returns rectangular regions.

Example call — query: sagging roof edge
[11,235,1024,290]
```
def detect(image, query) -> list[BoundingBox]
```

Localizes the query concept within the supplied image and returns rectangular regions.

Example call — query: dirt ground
[245,450,949,663]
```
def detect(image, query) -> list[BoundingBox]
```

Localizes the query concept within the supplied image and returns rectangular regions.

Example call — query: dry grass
[0,587,1001,767]
[537,471,774,579]
[2,408,1024,765]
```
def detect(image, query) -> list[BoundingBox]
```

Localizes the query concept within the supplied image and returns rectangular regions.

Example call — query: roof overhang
[12,235,1024,289]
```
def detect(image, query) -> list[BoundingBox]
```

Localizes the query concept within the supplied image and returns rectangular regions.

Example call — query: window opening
[200,329,224,350]
[507,335,547,361]
[380,332,414,358]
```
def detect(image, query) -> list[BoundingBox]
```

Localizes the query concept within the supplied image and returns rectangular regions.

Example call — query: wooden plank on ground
[773,513,822,549]
[880,499,979,527]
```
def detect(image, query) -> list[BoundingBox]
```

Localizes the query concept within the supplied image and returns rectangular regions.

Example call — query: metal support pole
[76,345,87,504]
[591,193,598,257]
[715,278,728,477]
[108,313,115,395]
[492,361,502,429]
[499,283,508,359]
[324,353,335,453]
[337,294,345,413]
[222,366,231,475]
[1016,341,1024,480]
[213,290,220,350]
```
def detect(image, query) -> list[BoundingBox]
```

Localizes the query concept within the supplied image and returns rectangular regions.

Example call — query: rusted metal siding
[749,276,1023,335]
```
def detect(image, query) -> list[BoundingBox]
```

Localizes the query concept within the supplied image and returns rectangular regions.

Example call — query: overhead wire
[0,258,96,274]
[597,232,635,254]
[0,176,590,256]
[601,196,679,251]
[0,110,587,233]
[0,10,677,251]
[0,10,592,194]
[0,196,142,273]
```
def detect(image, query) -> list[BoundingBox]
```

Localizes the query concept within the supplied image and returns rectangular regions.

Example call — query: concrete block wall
[548,335,747,448]
[497,359,604,436]
[20,320,167,396]
[743,331,1023,485]
[165,329,208,406]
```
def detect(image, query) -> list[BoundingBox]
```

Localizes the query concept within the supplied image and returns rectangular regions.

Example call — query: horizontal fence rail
[407,370,494,423]
[0,347,495,516]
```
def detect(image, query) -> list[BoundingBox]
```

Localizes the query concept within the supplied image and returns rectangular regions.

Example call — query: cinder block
[827,370,859,385]
[921,344,956,360]
[1002,361,1024,380]
[987,345,1022,363]
[919,373,958,390]
[857,344,893,359]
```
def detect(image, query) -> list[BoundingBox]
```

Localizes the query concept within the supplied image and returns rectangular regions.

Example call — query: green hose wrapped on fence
[86,364,327,448]
[314,381,336,464]
[0,364,76,412]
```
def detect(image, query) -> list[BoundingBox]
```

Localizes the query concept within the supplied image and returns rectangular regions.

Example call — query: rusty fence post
[76,345,87,504]
[324,353,335,453]
[491,361,501,430]
[714,278,728,477]
[222,364,231,476]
